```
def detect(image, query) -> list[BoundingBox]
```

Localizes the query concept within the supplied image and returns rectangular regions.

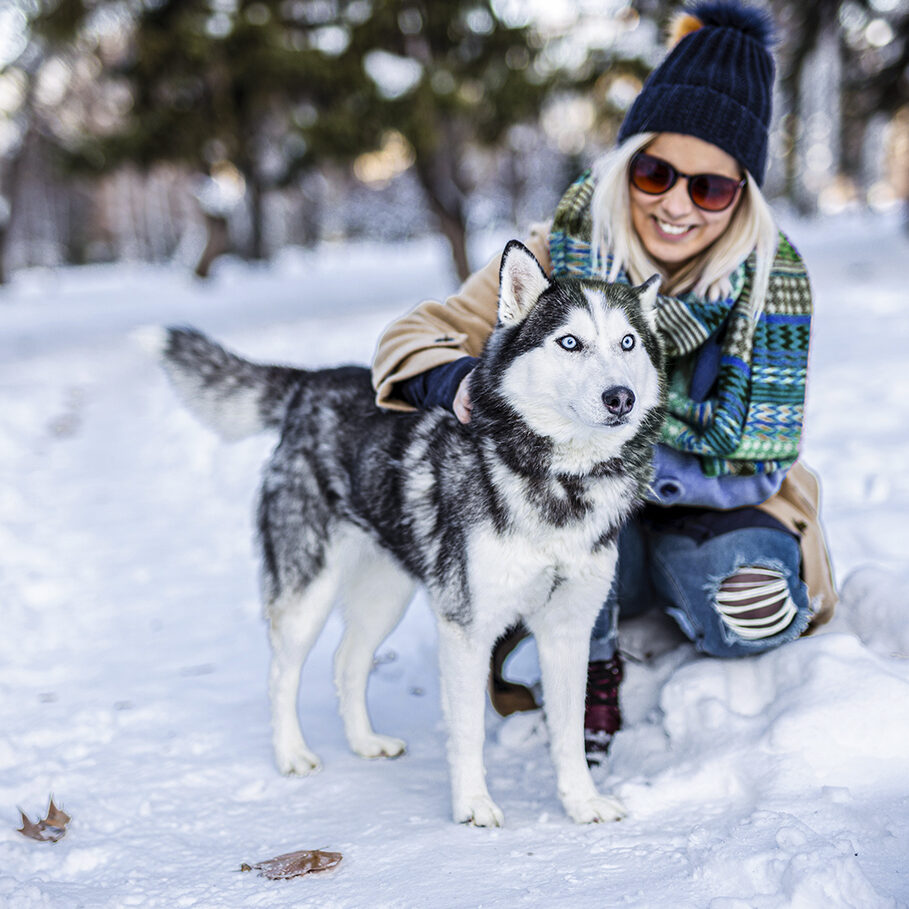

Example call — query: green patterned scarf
[549,171,811,478]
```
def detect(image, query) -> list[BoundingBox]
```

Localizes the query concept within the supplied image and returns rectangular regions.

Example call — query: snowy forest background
[1,0,908,284]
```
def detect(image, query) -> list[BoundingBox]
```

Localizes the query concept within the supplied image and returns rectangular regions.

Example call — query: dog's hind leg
[266,566,339,776]
[437,620,505,827]
[335,541,415,759]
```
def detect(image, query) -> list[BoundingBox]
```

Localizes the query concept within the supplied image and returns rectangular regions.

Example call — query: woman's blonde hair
[589,133,779,317]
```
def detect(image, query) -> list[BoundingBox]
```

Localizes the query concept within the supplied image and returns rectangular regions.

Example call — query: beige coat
[372,225,838,629]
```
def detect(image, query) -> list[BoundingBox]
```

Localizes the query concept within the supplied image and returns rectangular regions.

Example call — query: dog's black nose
[602,386,635,417]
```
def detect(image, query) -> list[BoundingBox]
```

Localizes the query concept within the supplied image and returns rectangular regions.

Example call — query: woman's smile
[652,218,696,239]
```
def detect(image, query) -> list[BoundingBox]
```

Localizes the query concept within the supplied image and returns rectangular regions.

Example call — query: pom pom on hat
[667,13,704,49]
[617,1,776,185]
[683,2,774,47]
[666,4,775,51]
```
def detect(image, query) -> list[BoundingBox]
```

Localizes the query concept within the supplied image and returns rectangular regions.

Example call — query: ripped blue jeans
[590,506,813,660]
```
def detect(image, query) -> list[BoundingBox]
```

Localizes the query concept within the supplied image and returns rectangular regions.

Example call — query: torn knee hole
[715,566,797,640]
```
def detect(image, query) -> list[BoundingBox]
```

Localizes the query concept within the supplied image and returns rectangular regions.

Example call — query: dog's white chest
[466,497,622,620]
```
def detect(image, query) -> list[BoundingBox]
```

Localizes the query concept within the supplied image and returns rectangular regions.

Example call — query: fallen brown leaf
[45,798,71,829]
[16,796,71,843]
[240,849,342,880]
[17,809,48,842]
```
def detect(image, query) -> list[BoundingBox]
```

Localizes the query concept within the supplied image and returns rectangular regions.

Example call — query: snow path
[1,223,907,908]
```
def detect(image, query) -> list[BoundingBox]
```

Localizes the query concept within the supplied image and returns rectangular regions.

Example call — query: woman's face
[629,133,744,275]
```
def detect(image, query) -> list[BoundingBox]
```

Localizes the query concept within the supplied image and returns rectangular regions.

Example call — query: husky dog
[156,241,665,826]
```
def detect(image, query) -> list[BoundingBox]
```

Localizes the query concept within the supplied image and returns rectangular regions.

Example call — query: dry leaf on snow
[240,849,342,880]
[17,797,71,843]
[44,799,71,829]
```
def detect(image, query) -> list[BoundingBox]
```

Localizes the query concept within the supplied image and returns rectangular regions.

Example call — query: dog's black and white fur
[155,241,665,825]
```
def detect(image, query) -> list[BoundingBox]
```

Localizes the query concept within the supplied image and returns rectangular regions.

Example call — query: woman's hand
[453,372,473,424]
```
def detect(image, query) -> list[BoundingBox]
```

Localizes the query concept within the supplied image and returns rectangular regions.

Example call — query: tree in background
[834,1,909,221]
[28,0,632,279]
[0,2,65,283]
[769,0,909,215]
[298,0,573,279]
[31,0,343,271]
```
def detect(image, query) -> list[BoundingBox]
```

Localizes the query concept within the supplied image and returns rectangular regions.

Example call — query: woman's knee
[714,566,798,640]
[651,523,810,656]
[693,563,808,657]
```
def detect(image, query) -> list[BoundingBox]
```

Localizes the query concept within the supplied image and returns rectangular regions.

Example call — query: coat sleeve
[372,224,553,410]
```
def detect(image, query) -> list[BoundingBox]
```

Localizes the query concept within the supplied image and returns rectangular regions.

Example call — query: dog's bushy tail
[152,327,304,440]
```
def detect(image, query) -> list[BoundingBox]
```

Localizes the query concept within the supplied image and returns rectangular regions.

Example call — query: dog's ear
[498,240,551,326]
[636,274,661,332]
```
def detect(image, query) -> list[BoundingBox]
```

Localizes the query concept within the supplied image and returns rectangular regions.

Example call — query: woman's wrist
[394,356,479,412]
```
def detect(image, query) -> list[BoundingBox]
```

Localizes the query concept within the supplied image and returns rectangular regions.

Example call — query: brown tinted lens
[688,174,741,211]
[630,153,676,194]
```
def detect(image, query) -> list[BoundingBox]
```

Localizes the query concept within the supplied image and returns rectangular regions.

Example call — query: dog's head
[472,241,665,469]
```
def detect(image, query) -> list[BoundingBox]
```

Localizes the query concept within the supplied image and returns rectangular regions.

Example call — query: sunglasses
[629,152,746,212]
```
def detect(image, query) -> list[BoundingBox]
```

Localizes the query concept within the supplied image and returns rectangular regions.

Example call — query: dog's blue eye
[621,334,635,351]
[558,335,580,351]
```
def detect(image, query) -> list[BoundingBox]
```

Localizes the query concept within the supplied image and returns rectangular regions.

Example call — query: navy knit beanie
[617,1,776,186]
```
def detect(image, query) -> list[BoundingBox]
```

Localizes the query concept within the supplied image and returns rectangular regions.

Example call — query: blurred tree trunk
[0,135,30,285]
[0,184,12,285]
[505,146,525,229]
[413,131,472,282]
[0,66,39,285]
[777,10,817,214]
[414,170,469,281]
[773,1,844,213]
[0,227,8,285]
[195,213,230,278]
[248,176,267,262]
[432,200,470,283]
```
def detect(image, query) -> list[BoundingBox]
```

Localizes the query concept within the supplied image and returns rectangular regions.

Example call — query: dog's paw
[454,794,505,828]
[275,745,322,777]
[563,793,626,824]
[351,733,407,760]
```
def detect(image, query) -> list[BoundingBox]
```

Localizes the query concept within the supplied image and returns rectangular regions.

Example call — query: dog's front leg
[436,620,504,827]
[528,594,626,824]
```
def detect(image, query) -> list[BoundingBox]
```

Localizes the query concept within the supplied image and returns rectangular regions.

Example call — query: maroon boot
[584,653,624,765]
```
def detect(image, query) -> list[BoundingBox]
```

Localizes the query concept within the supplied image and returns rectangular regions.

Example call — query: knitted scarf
[549,171,811,478]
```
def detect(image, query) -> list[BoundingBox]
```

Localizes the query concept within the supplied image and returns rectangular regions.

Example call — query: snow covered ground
[1,217,908,908]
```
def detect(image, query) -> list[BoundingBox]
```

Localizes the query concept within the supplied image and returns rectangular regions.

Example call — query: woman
[370,2,837,761]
